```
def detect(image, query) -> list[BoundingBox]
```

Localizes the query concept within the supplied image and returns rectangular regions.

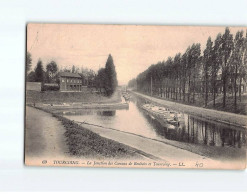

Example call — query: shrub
[42,84,60,91]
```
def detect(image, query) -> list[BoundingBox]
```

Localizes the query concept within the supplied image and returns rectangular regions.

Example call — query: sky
[27,24,247,85]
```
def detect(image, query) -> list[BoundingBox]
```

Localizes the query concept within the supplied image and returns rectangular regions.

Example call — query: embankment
[28,102,129,111]
[26,90,128,111]
[27,105,145,160]
[133,91,247,128]
[26,90,121,104]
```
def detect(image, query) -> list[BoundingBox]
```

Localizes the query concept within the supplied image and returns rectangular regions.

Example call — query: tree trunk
[192,74,195,104]
[188,75,191,103]
[187,115,190,142]
[182,81,184,100]
[239,77,242,102]
[234,69,238,110]
[179,80,182,100]
[175,78,178,100]
[213,86,216,107]
[205,75,208,107]
[223,78,226,108]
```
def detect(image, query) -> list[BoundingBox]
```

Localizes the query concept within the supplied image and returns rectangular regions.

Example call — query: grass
[60,116,142,159]
[26,90,121,104]
[207,95,247,115]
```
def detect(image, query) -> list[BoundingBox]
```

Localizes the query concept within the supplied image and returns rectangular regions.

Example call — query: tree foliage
[46,61,58,83]
[34,59,44,82]
[26,52,32,75]
[96,54,118,96]
[203,37,213,106]
[128,78,137,89]
[134,27,247,111]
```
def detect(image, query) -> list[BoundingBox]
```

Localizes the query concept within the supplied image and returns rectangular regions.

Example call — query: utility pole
[151,76,153,96]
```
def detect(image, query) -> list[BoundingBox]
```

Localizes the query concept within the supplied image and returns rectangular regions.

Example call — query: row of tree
[26,55,59,84]
[26,53,118,97]
[129,28,247,109]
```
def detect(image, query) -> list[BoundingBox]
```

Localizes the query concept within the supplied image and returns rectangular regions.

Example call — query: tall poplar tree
[231,31,245,109]
[221,27,234,108]
[203,37,213,107]
[239,31,247,101]
[104,54,118,96]
[211,33,222,107]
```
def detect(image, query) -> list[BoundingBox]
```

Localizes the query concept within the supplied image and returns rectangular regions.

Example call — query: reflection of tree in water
[219,128,246,148]
[140,105,246,149]
[209,124,216,146]
[97,110,116,116]
[59,109,98,116]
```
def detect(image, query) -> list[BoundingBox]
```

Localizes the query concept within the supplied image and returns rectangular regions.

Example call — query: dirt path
[25,106,69,164]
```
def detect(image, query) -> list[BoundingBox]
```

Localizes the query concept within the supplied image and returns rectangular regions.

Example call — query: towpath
[25,106,69,164]
[77,122,231,169]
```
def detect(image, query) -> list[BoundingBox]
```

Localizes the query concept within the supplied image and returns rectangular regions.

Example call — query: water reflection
[54,109,118,116]
[142,110,246,148]
[136,96,246,149]
[97,110,116,116]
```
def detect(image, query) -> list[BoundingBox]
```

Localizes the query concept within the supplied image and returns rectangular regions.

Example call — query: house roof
[59,72,82,78]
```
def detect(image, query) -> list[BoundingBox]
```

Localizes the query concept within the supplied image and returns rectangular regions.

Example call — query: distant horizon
[27,24,247,85]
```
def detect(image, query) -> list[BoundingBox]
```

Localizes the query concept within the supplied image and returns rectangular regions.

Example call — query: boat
[122,92,131,101]
[141,104,184,129]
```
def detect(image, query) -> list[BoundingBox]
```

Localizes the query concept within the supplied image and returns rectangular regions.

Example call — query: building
[58,72,84,92]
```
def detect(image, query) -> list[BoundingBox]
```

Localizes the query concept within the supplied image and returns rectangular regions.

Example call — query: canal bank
[76,122,231,168]
[25,106,146,162]
[133,91,247,129]
[28,101,129,111]
[26,90,129,112]
[27,106,223,168]
[26,103,246,169]
[61,98,246,169]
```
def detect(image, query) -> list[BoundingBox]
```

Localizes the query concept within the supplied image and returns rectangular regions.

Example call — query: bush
[42,84,60,91]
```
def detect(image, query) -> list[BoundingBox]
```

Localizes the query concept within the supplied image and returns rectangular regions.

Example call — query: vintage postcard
[25,24,247,169]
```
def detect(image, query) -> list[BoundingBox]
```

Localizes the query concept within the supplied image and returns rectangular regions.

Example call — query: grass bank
[59,116,142,159]
[31,106,143,160]
[207,95,247,115]
[139,91,247,115]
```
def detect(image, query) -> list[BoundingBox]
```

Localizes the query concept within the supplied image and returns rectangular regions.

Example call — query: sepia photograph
[25,24,247,169]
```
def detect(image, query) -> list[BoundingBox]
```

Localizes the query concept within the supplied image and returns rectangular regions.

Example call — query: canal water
[56,95,246,152]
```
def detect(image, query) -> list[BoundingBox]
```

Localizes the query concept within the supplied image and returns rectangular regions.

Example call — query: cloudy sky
[27,24,246,85]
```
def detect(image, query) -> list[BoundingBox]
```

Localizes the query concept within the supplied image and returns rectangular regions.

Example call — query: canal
[54,94,246,159]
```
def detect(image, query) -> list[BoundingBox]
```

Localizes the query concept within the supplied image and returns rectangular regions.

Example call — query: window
[62,79,64,82]
[71,79,73,82]
[67,79,69,82]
